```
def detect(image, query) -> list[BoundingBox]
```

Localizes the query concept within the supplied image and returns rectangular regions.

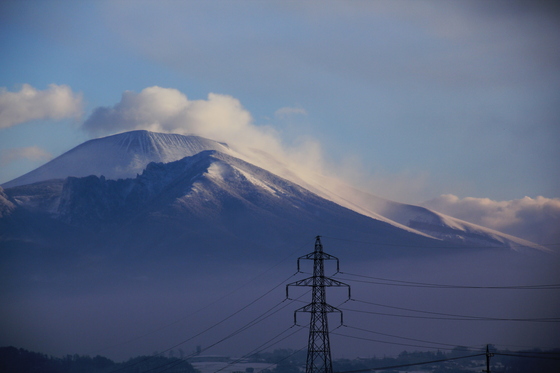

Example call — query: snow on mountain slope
[3,149,451,262]
[309,179,548,251]
[221,148,548,251]
[52,149,383,229]
[1,130,405,228]
[2,130,231,188]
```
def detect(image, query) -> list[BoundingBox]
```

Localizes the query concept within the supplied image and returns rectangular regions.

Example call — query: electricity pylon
[287,236,350,373]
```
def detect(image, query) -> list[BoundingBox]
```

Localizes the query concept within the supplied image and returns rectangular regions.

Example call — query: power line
[288,296,560,323]
[494,349,560,355]
[110,271,299,373]
[98,237,314,356]
[209,321,348,373]
[333,327,560,363]
[333,353,486,372]
[108,238,314,373]
[336,271,560,290]
[494,352,560,360]
[257,345,309,373]
[346,298,560,322]
[492,342,560,351]
[341,304,560,322]
[340,324,478,350]
[126,270,314,373]
[212,325,308,373]
[147,299,300,373]
[332,331,472,352]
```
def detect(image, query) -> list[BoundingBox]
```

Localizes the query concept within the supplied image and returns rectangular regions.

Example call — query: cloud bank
[274,106,307,118]
[0,84,82,129]
[422,194,560,245]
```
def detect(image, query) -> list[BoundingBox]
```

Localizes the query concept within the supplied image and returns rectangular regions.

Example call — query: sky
[1,0,559,242]
[1,1,560,363]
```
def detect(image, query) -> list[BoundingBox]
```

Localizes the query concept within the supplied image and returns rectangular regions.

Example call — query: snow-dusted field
[190,359,275,373]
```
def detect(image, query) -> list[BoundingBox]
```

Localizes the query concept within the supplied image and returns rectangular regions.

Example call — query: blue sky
[1,0,559,207]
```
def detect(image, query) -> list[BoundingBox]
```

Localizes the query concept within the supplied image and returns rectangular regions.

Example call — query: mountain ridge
[4,149,472,275]
[1,130,546,252]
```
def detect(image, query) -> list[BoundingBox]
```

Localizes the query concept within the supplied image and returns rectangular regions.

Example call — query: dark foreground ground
[1,345,559,373]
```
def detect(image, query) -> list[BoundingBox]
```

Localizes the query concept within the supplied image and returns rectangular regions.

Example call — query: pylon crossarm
[294,304,314,325]
[294,303,344,326]
[286,277,314,298]
[323,304,344,326]
[297,252,340,272]
[322,278,351,299]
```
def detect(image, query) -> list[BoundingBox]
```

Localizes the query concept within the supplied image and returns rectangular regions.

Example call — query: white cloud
[83,87,190,134]
[422,194,560,245]
[82,86,286,153]
[274,106,307,118]
[0,146,53,165]
[0,84,82,129]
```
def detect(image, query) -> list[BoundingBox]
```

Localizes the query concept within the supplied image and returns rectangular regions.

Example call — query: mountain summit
[2,130,230,188]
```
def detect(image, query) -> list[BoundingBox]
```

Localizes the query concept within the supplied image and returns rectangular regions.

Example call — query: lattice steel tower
[287,236,350,373]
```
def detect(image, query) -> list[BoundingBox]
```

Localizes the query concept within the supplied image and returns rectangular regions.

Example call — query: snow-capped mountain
[0,149,441,265]
[2,130,557,362]
[0,130,544,252]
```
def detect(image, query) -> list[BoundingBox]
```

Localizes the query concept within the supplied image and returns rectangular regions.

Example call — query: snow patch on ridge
[235,167,278,196]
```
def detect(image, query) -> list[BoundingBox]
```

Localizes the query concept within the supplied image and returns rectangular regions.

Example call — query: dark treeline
[2,346,560,373]
[0,346,195,373]
[331,346,560,373]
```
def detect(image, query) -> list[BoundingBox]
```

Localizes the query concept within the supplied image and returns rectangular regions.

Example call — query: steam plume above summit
[83,86,329,191]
